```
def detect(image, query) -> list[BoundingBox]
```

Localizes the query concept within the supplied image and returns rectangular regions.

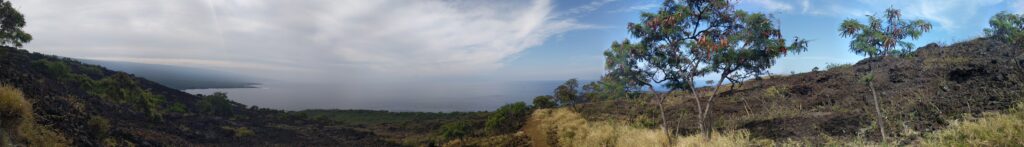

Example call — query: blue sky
[10,0,1024,111]
[509,0,1023,82]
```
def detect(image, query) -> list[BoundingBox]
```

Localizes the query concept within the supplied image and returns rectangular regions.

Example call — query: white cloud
[744,0,794,12]
[905,0,1002,30]
[14,0,586,76]
[560,0,617,16]
[1014,0,1024,13]
[611,3,660,13]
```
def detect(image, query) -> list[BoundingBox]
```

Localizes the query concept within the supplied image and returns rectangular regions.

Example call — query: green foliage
[439,120,473,140]
[0,0,31,48]
[709,10,809,84]
[825,63,852,70]
[839,8,932,57]
[169,102,187,113]
[222,126,255,138]
[985,11,1024,45]
[198,92,236,117]
[532,95,557,109]
[554,79,580,108]
[87,116,111,139]
[88,73,166,119]
[920,102,1024,146]
[581,76,634,101]
[485,102,530,135]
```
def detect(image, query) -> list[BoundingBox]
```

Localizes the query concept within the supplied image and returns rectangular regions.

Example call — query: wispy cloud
[743,0,795,12]
[559,0,617,16]
[1014,0,1024,13]
[16,0,589,76]
[610,3,659,13]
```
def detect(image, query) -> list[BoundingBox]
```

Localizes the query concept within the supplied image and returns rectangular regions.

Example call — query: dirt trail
[523,109,551,147]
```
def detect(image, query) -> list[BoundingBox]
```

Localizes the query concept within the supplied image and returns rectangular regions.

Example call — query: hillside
[562,37,1024,145]
[77,59,258,90]
[0,47,396,146]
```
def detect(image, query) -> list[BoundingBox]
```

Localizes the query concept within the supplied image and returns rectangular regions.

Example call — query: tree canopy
[603,0,808,139]
[839,8,931,57]
[985,11,1024,45]
[0,0,31,48]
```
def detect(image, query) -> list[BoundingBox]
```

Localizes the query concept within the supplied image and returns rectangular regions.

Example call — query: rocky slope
[0,47,397,146]
[575,37,1024,144]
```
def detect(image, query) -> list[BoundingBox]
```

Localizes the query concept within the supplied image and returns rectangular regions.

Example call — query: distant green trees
[554,79,580,110]
[839,8,932,58]
[532,95,556,109]
[985,11,1024,45]
[0,0,31,48]
[604,0,807,139]
[484,102,530,135]
[198,92,237,117]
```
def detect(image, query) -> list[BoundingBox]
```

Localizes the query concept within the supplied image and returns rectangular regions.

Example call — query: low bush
[485,102,530,135]
[438,120,473,140]
[198,92,238,117]
[88,73,166,119]
[221,126,255,138]
[88,116,111,139]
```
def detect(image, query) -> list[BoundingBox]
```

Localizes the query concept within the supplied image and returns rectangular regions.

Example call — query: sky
[9,0,1024,111]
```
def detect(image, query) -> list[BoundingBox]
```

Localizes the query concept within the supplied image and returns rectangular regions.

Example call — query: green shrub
[439,120,473,140]
[88,73,166,119]
[168,102,187,113]
[87,116,111,139]
[532,95,557,109]
[485,102,531,135]
[198,92,236,117]
[222,126,255,138]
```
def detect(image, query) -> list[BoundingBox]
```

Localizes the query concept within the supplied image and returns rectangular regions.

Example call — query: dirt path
[522,109,551,147]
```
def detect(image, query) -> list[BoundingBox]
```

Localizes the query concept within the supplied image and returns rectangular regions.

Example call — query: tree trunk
[700,76,728,139]
[648,86,670,145]
[868,81,887,143]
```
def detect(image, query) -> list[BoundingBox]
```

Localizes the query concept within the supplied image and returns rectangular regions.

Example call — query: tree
[605,0,806,139]
[839,8,931,58]
[838,8,931,142]
[985,11,1024,45]
[484,102,530,135]
[554,79,580,110]
[0,0,30,48]
[532,95,557,109]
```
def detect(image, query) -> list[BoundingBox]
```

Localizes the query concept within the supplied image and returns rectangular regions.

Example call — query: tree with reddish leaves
[603,0,807,140]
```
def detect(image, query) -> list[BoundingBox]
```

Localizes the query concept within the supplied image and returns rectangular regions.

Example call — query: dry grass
[526,108,668,147]
[526,108,776,147]
[0,84,70,146]
[918,102,1024,146]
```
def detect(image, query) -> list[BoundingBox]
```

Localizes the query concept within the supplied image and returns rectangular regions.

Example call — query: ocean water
[184,80,561,112]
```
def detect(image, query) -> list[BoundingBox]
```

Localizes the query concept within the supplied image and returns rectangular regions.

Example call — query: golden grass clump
[918,102,1024,146]
[525,108,668,147]
[0,85,32,131]
[0,85,70,146]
